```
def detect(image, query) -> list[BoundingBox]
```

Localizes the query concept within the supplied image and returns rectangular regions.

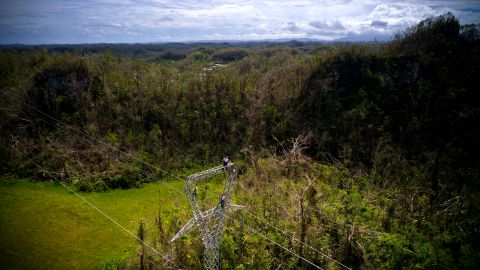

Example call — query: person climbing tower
[192,185,198,199]
[220,193,226,209]
[222,156,229,167]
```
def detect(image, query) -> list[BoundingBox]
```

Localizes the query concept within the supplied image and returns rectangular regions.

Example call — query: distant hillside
[0,40,331,61]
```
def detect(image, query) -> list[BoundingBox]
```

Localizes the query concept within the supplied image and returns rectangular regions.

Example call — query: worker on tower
[192,185,198,199]
[222,156,229,167]
[220,193,226,209]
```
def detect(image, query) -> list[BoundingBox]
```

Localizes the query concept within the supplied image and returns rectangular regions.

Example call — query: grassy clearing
[0,177,196,270]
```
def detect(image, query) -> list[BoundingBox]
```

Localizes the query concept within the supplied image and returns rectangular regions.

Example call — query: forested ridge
[1,13,480,269]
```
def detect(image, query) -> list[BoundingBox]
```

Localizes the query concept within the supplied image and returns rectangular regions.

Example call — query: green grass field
[0,177,195,270]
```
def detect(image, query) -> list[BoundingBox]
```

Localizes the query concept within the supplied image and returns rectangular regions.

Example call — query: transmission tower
[170,163,244,270]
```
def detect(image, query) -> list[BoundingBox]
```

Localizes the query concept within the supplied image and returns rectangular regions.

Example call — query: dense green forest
[1,13,479,269]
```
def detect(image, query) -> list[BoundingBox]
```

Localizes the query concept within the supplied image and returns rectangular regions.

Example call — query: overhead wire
[172,167,351,269]
[3,92,186,181]
[5,92,336,269]
[240,202,352,270]
[170,178,324,270]
[3,91,340,269]
[222,212,325,270]
[43,131,327,270]
[62,133,325,269]
[5,92,331,269]
[10,142,176,268]
[3,92,185,192]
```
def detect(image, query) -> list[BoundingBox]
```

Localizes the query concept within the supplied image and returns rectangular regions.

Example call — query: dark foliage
[156,51,187,61]
[211,49,249,62]
[292,13,480,193]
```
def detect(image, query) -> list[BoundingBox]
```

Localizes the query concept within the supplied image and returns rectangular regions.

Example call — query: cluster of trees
[1,13,479,269]
[124,136,479,269]
[291,13,480,195]
[0,32,315,189]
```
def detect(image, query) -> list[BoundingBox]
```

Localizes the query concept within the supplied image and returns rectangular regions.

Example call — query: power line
[3,92,186,182]
[174,173,325,269]
[9,98,330,268]
[185,182,351,269]
[222,206,325,270]
[4,92,336,269]
[180,183,325,270]
[240,203,352,270]
[8,95,331,269]
[4,91,186,196]
[53,132,321,269]
[44,130,321,269]
[13,146,176,268]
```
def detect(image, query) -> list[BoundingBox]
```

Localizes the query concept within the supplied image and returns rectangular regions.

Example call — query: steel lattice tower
[171,163,243,270]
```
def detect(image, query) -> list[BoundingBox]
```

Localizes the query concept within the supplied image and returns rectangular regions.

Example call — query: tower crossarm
[228,204,246,211]
[170,217,196,242]
[187,164,233,182]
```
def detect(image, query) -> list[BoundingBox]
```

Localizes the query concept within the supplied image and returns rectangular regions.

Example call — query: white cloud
[0,0,479,44]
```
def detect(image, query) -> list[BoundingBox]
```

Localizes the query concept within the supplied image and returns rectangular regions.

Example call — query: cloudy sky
[1,0,479,44]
